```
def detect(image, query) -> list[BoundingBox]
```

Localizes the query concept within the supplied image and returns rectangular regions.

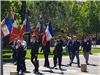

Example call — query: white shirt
[21,40,27,51]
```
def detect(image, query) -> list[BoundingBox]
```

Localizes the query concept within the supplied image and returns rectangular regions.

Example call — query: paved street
[3,53,100,75]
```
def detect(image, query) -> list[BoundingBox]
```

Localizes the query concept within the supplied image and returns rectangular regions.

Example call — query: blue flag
[26,12,30,32]
[48,20,54,36]
[5,16,12,33]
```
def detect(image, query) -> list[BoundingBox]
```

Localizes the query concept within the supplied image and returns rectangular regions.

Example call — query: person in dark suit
[30,35,39,73]
[66,37,73,62]
[53,38,63,69]
[82,37,92,65]
[69,36,80,67]
[20,36,27,72]
[11,39,17,64]
[42,41,50,68]
[16,40,25,75]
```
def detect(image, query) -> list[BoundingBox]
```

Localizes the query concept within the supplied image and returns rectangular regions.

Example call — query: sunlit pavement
[3,53,100,75]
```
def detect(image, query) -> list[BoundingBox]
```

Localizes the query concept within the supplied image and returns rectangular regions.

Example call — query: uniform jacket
[66,40,73,52]
[53,39,63,55]
[73,40,80,53]
[43,41,50,55]
[16,45,24,61]
[31,40,39,55]
[82,40,92,52]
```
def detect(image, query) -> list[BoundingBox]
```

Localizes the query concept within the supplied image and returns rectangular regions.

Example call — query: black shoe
[44,65,46,67]
[52,65,56,69]
[86,63,89,65]
[68,64,72,66]
[17,71,20,74]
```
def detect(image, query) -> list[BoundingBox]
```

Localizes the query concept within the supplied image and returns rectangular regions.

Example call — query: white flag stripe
[45,25,52,41]
[1,19,10,36]
[12,20,18,28]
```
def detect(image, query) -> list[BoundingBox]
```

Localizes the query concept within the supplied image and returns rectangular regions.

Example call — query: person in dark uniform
[16,40,25,75]
[20,36,27,72]
[69,36,80,67]
[30,35,39,73]
[42,41,50,68]
[82,37,92,65]
[66,37,73,62]
[53,37,63,69]
[11,39,17,64]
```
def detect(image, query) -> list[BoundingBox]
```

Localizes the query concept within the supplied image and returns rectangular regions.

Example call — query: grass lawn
[2,47,100,61]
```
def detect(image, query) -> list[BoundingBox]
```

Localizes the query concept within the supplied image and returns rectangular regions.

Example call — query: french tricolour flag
[1,19,10,37]
[42,20,53,46]
[34,15,44,38]
[20,12,30,36]
[9,12,19,43]
[5,14,12,33]
[1,13,12,37]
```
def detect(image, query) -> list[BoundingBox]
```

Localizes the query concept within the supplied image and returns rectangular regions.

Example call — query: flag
[20,19,27,36]
[34,15,44,38]
[48,20,54,36]
[9,13,19,43]
[1,19,10,37]
[26,12,30,32]
[42,20,53,46]
[20,12,30,36]
[1,30,4,38]
[34,22,41,38]
[5,14,12,33]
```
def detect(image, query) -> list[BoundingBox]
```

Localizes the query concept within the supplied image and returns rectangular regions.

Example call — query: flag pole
[0,1,3,75]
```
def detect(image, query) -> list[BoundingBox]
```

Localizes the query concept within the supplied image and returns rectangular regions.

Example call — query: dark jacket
[73,40,80,53]
[53,39,63,55]
[82,40,92,52]
[16,45,24,61]
[43,41,50,55]
[67,40,73,52]
[31,40,39,55]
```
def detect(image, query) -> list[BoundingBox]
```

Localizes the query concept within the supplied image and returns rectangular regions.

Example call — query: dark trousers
[31,54,39,72]
[70,52,80,66]
[53,54,62,68]
[83,52,89,64]
[44,54,50,67]
[23,51,26,71]
[12,48,16,62]
[68,51,72,60]
[17,59,24,72]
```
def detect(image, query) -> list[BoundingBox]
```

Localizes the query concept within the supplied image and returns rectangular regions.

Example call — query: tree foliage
[1,1,100,38]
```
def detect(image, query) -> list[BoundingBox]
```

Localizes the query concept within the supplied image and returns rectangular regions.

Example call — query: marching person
[20,36,27,72]
[82,37,92,65]
[69,36,80,67]
[66,36,73,62]
[53,36,63,69]
[42,41,50,68]
[16,40,25,75]
[11,39,17,64]
[30,34,39,73]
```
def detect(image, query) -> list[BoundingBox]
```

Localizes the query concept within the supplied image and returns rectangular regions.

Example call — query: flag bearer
[53,36,63,69]
[20,36,27,72]
[16,40,25,75]
[69,36,80,67]
[30,34,39,73]
[42,41,50,68]
[82,37,92,65]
